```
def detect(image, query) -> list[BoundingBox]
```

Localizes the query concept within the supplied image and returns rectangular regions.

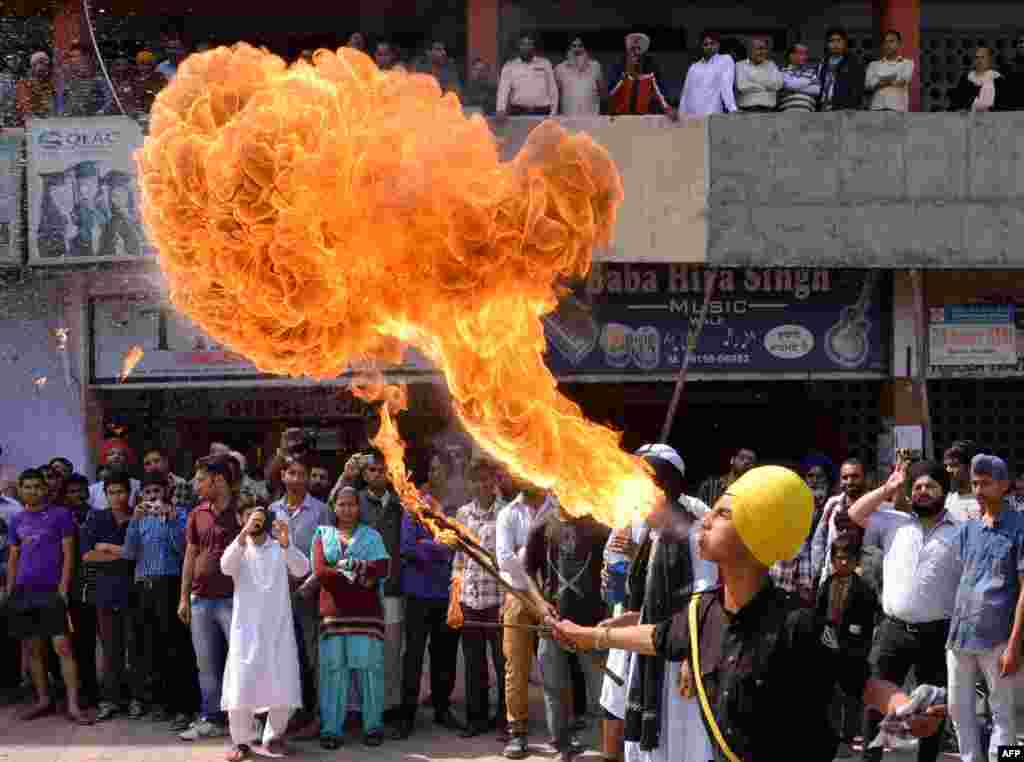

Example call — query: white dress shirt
[865,57,914,111]
[679,53,737,116]
[864,506,963,623]
[496,492,557,590]
[735,59,784,109]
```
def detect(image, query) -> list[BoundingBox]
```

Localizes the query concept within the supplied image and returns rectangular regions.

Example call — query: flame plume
[137,43,659,526]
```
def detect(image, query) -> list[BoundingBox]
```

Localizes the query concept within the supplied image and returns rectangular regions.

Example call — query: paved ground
[0,692,966,762]
[5,662,1023,761]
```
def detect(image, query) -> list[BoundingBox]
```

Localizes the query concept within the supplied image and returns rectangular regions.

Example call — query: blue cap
[971,454,1009,482]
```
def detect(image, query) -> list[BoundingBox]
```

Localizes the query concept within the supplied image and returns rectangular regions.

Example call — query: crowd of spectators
[4,427,1024,762]
[4,25,1024,129]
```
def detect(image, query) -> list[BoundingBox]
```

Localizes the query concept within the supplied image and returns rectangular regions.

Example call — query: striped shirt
[779,64,821,112]
[122,508,187,581]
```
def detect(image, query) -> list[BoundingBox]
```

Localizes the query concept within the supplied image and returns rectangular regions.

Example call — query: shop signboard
[543,265,888,376]
[929,304,1017,367]
[26,116,153,265]
[0,129,23,266]
[89,294,434,386]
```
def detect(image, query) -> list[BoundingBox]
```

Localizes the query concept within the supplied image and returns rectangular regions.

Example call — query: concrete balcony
[491,113,1024,269]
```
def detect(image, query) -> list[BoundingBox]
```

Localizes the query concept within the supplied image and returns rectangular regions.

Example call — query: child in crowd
[816,531,878,758]
[819,528,876,757]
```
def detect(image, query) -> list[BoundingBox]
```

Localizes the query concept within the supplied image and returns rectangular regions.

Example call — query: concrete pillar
[466,0,499,77]
[872,0,921,112]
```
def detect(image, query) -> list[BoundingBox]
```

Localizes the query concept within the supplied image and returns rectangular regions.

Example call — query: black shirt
[653,580,870,762]
[524,513,610,626]
[80,509,136,610]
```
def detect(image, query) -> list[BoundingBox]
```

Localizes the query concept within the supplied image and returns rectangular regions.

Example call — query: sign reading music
[544,265,889,376]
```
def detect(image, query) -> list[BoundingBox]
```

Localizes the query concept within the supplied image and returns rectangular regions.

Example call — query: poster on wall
[929,305,1017,367]
[542,265,889,376]
[90,294,434,386]
[0,129,23,266]
[26,116,153,265]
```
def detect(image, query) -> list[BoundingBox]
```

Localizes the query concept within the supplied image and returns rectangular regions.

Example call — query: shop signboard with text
[543,265,888,376]
[89,294,433,386]
[929,304,1017,368]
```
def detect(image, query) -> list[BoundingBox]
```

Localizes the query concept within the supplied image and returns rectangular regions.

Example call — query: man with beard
[943,441,981,522]
[608,32,676,118]
[308,463,332,504]
[812,458,868,587]
[220,505,307,760]
[848,460,960,762]
[679,31,738,117]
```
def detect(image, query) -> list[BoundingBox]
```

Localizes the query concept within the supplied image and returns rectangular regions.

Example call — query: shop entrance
[564,379,884,488]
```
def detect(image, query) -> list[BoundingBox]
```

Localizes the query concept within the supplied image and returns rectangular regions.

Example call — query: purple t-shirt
[9,505,76,593]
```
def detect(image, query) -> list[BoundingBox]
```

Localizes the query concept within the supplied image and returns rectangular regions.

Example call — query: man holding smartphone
[122,471,194,727]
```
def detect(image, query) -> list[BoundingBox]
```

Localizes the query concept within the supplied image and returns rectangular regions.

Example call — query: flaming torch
[352,373,623,685]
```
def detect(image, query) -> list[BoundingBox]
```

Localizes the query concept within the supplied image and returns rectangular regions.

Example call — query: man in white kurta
[220,506,309,759]
[598,443,716,762]
[679,32,738,117]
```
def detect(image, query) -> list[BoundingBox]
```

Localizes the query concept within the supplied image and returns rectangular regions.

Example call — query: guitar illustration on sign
[542,293,600,366]
[823,271,878,369]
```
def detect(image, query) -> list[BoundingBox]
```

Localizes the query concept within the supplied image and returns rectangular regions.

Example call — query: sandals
[225,744,251,761]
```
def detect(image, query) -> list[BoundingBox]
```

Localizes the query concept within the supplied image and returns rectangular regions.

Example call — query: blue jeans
[190,596,233,721]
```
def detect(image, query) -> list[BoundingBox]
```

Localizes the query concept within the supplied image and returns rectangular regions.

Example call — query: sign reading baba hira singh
[543,265,888,376]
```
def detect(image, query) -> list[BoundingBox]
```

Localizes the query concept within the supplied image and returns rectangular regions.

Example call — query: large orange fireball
[137,43,659,527]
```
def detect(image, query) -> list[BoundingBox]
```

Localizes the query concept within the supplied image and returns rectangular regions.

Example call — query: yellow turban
[728,465,813,566]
